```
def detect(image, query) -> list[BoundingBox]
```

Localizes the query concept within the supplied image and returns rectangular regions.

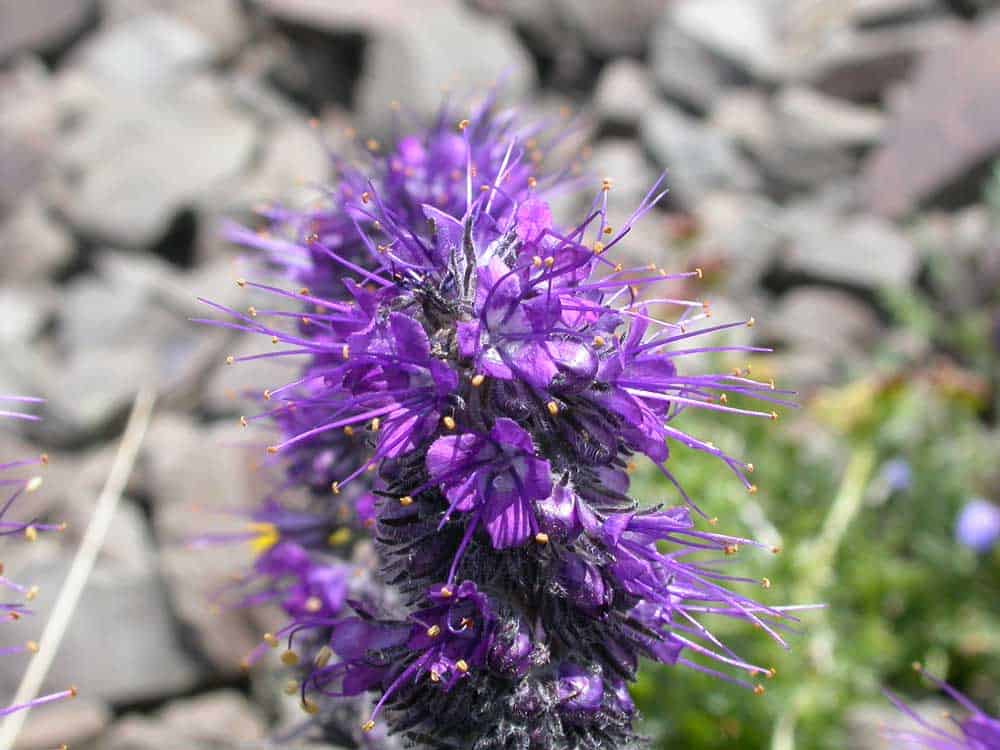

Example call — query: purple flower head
[208,92,801,748]
[886,667,1000,749]
[956,498,1000,553]
[427,418,552,549]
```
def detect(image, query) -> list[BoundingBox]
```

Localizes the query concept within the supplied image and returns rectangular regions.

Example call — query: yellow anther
[746,317,755,327]
[708,517,718,526]
[724,544,739,556]
[429,670,441,683]
[458,118,470,131]
[331,481,341,495]
[344,425,355,436]
[314,645,333,668]
[753,684,765,696]
[719,393,728,404]
[748,484,758,494]
[532,256,542,268]
[456,659,469,673]
[25,476,42,493]
[225,355,235,365]
[443,416,456,430]
[271,336,279,344]
[761,577,772,589]
[247,306,257,317]
[26,640,38,653]
[544,256,555,268]
[592,241,605,254]
[328,528,351,546]
[593,336,605,347]
[746,463,754,473]
[771,545,782,555]
[604,226,613,235]
[248,522,279,555]
[24,526,38,542]
[366,139,380,152]
[535,532,550,545]
[302,698,319,715]
[427,625,441,638]
[342,345,350,360]
[281,650,300,666]
[263,389,271,400]
[361,191,371,204]
[399,495,414,506]
[305,596,323,613]
[264,632,279,648]
[766,667,777,679]
[769,411,779,420]
[266,446,278,454]
[695,267,703,279]
[283,679,299,695]
[601,178,613,192]
[362,720,376,732]
[439,586,453,598]
[371,418,381,432]
[528,176,537,188]
[471,374,485,387]
[546,401,559,416]
[614,263,623,273]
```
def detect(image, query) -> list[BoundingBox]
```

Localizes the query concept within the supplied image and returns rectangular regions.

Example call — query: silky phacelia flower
[955,498,1000,553]
[886,666,1000,749]
[208,94,800,749]
[1,396,76,719]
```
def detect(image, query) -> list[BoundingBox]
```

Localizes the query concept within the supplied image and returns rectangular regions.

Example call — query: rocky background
[2,0,999,748]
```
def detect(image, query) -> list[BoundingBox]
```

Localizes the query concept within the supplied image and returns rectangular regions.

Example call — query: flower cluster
[0,396,75,719]
[210,95,799,748]
[886,666,1000,749]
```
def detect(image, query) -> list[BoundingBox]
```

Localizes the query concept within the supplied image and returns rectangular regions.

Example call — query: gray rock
[72,12,218,90]
[55,79,256,248]
[0,198,76,282]
[593,58,657,130]
[640,102,759,207]
[13,694,111,750]
[797,18,963,100]
[553,0,665,57]
[670,0,783,80]
[356,1,534,134]
[0,286,55,346]
[690,190,782,296]
[768,287,882,356]
[710,87,875,191]
[254,0,409,32]
[649,12,733,113]
[144,416,263,673]
[849,0,941,26]
[865,15,1000,218]
[104,690,267,750]
[774,86,886,150]
[0,0,96,60]
[35,252,232,438]
[777,208,917,288]
[102,0,249,58]
[587,139,660,211]
[0,551,204,704]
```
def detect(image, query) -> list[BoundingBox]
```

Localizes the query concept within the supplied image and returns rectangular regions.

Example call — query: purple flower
[955,498,1000,553]
[427,418,552,549]
[886,667,1000,749]
[208,93,799,748]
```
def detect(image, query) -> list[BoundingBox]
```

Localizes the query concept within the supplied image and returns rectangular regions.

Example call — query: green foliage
[632,378,1000,748]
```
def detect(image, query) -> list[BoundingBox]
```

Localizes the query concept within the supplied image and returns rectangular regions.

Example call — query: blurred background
[1,0,999,748]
